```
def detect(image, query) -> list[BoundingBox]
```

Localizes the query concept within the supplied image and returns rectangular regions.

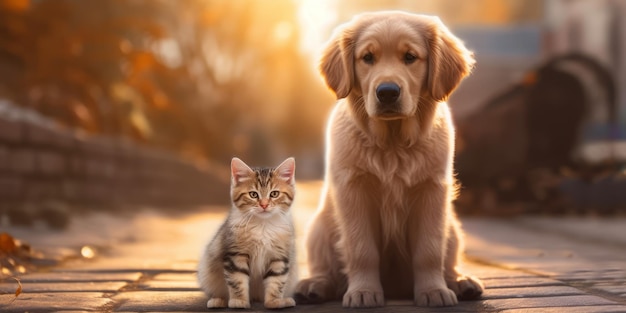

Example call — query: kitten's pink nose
[260,201,269,209]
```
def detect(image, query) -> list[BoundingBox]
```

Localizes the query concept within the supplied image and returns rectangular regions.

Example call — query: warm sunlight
[296,0,337,55]
[273,20,294,46]
[1,1,625,312]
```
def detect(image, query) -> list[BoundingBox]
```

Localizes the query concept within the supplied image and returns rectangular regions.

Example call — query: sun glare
[273,20,294,46]
[296,0,337,56]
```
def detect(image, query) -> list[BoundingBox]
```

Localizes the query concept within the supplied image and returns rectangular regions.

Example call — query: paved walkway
[1,182,625,312]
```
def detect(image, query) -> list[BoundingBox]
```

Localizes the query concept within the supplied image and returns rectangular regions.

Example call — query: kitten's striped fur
[198,157,297,309]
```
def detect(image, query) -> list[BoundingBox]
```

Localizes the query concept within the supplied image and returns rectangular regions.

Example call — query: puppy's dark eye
[270,191,279,198]
[249,191,259,199]
[404,52,417,64]
[363,53,374,64]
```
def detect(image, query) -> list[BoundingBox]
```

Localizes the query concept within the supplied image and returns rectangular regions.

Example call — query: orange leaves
[71,101,98,133]
[0,233,30,276]
[200,10,221,26]
[0,233,17,255]
[151,90,169,110]
[119,39,133,54]
[124,51,173,113]
[110,17,167,40]
[0,0,30,12]
[0,233,23,304]
[0,0,326,162]
[130,51,158,73]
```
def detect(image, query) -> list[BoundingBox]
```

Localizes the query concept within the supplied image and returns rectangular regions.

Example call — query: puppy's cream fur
[295,11,483,308]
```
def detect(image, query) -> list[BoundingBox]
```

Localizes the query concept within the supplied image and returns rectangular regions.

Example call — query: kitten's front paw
[264,297,296,309]
[228,298,251,309]
[415,288,457,307]
[342,288,384,307]
[206,298,227,308]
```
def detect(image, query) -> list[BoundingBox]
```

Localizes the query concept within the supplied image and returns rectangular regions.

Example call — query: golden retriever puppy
[295,11,483,308]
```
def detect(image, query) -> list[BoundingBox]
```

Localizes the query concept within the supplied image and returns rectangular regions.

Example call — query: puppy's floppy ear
[426,16,475,101]
[319,24,356,99]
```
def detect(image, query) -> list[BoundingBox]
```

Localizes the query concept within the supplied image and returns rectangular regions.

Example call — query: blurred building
[542,0,626,161]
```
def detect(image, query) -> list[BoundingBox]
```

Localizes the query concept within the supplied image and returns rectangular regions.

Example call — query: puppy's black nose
[376,83,400,104]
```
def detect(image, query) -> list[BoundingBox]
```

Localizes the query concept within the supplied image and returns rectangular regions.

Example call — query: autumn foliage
[0,0,333,164]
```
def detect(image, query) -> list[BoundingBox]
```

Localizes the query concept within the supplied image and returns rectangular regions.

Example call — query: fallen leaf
[6,277,22,304]
[13,277,22,297]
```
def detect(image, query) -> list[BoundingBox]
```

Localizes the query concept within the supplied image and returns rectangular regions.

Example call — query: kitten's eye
[363,52,374,64]
[249,191,259,199]
[270,190,279,198]
[404,52,417,64]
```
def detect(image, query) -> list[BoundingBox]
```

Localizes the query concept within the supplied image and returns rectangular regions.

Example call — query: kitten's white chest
[248,228,271,273]
[247,223,288,265]
[244,221,292,299]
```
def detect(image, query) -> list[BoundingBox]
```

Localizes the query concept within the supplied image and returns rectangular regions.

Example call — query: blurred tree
[0,0,333,166]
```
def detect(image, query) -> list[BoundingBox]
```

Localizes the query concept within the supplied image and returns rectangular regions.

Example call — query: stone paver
[112,291,206,312]
[463,216,626,306]
[0,292,114,312]
[483,295,618,310]
[152,273,198,281]
[481,276,565,289]
[592,283,626,295]
[482,285,585,299]
[499,305,626,313]
[17,271,142,283]
[141,280,199,291]
[0,281,126,293]
[557,269,626,280]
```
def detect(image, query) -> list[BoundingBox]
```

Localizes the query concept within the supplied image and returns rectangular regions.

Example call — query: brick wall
[0,105,230,219]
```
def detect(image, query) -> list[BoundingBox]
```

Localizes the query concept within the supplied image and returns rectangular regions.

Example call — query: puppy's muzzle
[376,82,403,118]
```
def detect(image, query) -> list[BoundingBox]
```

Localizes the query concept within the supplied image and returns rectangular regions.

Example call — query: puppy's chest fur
[332,105,451,246]
[334,102,449,189]
[350,144,433,248]
[354,121,447,188]
[364,144,431,187]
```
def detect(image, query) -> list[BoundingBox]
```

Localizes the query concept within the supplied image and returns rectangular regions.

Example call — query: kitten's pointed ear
[231,157,253,185]
[275,157,295,184]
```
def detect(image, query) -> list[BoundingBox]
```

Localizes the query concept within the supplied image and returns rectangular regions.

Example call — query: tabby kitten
[198,157,297,309]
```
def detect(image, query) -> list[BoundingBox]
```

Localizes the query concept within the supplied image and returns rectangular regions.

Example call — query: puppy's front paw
[294,276,331,304]
[342,288,384,308]
[447,275,484,300]
[265,297,296,309]
[415,288,457,307]
[228,298,250,309]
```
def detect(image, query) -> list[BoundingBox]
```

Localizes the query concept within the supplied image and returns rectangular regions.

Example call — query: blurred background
[0,0,625,229]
